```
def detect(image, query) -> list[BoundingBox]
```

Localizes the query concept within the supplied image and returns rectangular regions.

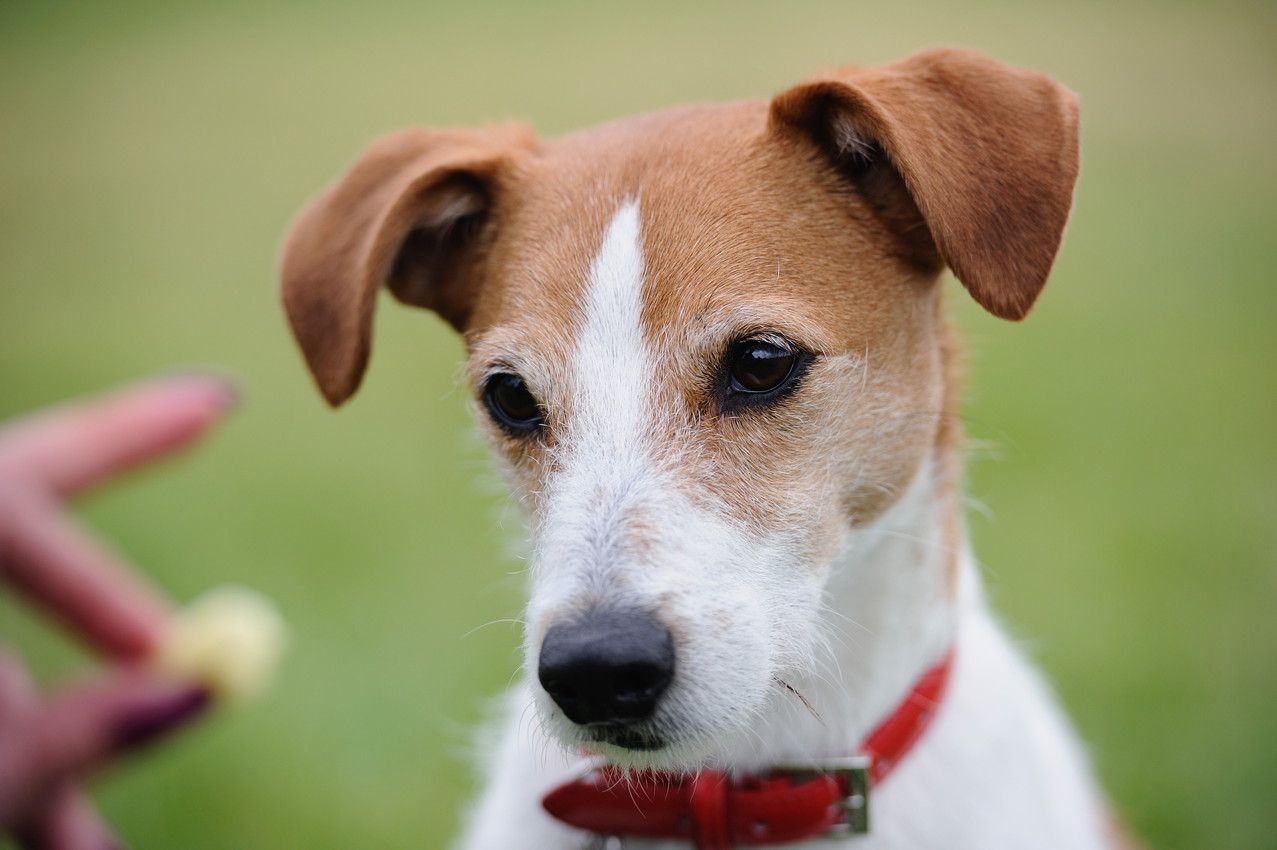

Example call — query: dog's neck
[717,454,961,770]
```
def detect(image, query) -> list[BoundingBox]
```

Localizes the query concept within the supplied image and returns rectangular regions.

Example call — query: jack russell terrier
[280,48,1134,850]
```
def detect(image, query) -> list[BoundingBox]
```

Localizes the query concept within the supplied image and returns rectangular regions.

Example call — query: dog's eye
[728,340,799,394]
[483,373,543,435]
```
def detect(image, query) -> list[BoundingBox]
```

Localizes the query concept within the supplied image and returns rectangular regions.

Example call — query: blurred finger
[14,670,208,810]
[0,374,237,498]
[0,645,38,723]
[0,494,170,659]
[11,786,118,850]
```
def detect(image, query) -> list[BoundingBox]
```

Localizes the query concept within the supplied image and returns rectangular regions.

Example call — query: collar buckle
[769,755,871,836]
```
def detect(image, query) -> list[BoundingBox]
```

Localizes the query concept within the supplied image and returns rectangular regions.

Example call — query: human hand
[0,375,237,848]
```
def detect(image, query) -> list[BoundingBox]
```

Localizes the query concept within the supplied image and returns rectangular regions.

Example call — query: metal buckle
[769,756,871,837]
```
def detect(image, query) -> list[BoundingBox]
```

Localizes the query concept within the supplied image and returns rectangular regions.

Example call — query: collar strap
[542,648,954,849]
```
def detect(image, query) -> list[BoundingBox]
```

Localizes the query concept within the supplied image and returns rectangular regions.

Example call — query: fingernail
[211,377,241,409]
[115,688,210,752]
[159,369,241,407]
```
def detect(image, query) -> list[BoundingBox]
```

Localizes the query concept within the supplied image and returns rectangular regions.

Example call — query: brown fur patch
[770,48,1079,320]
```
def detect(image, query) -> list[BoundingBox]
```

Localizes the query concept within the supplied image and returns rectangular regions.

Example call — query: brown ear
[769,48,1080,320]
[279,124,536,406]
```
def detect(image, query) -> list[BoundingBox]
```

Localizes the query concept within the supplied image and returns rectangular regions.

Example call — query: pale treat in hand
[154,586,286,701]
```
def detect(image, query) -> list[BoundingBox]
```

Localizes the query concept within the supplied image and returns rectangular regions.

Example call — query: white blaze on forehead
[571,199,651,456]
[541,199,657,577]
[528,200,789,751]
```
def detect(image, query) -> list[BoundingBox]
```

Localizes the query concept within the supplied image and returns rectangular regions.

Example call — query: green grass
[1,1,1274,847]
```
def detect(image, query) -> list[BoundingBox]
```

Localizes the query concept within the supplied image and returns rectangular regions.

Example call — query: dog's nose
[538,609,675,725]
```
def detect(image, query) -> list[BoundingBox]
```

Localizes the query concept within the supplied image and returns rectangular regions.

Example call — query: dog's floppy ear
[279,124,536,406]
[769,48,1080,319]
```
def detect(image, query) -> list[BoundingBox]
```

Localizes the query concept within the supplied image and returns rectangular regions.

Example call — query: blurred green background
[1,1,1274,847]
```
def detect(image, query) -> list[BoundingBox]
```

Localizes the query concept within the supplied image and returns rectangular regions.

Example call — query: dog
[279,47,1133,849]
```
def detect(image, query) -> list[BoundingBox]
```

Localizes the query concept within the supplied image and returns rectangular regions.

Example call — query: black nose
[538,609,675,725]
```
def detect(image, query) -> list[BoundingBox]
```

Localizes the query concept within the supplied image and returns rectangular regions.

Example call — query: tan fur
[279,48,1079,411]
[770,48,1081,320]
[279,123,538,405]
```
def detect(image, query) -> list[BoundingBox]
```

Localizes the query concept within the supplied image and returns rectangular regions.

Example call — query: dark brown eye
[483,373,543,434]
[729,341,798,394]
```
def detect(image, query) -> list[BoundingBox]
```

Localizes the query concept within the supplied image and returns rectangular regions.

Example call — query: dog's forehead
[468,101,914,375]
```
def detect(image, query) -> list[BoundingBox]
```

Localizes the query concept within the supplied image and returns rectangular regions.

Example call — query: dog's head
[280,49,1078,766]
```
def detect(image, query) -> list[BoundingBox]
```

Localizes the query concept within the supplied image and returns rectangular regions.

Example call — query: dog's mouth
[586,722,667,752]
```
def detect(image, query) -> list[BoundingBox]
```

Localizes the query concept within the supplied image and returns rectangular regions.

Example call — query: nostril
[538,609,675,727]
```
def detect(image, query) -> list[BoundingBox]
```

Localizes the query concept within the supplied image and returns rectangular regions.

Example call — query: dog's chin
[547,720,676,767]
[582,736,697,771]
[583,733,749,772]
[552,720,732,772]
[584,719,669,755]
[587,724,668,753]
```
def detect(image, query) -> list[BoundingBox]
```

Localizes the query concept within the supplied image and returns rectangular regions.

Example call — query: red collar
[542,649,954,849]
